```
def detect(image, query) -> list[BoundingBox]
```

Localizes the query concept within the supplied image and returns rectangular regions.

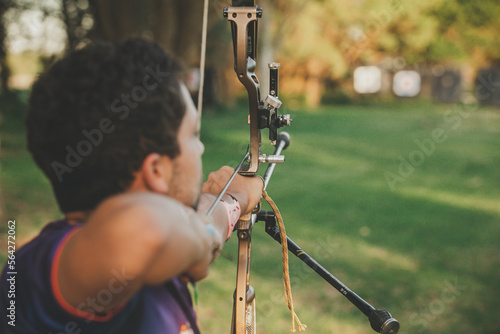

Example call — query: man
[0,38,263,333]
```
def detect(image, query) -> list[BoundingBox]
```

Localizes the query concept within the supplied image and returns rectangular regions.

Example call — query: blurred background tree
[0,0,12,95]
[427,0,500,65]
[63,0,208,64]
[1,0,499,104]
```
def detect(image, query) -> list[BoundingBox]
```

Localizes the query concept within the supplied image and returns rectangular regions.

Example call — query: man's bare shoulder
[85,191,192,232]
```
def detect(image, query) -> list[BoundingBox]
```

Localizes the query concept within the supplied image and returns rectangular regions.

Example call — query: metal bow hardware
[220,2,294,333]
[223,1,291,175]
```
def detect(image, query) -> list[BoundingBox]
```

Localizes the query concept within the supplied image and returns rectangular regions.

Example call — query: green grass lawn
[1,93,499,334]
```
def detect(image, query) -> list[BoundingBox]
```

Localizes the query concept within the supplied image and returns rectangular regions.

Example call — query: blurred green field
[1,92,499,334]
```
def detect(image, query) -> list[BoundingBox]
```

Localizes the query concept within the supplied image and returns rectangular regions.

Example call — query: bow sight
[223,4,291,175]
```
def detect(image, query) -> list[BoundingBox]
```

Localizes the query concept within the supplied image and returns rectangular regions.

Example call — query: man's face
[166,83,205,209]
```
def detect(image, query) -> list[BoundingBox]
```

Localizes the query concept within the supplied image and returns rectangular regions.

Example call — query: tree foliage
[428,0,500,65]
[1,0,499,104]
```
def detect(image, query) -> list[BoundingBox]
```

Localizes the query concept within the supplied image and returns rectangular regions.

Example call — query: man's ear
[140,153,174,193]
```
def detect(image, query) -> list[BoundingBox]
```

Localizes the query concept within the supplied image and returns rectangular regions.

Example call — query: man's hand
[180,166,263,282]
[202,166,264,215]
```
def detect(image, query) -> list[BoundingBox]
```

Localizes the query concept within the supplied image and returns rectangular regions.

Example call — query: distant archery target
[432,67,462,103]
[353,66,382,94]
[393,70,421,97]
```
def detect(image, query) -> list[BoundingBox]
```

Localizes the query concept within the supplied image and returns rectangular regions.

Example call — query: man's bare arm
[57,192,227,313]
[57,168,263,313]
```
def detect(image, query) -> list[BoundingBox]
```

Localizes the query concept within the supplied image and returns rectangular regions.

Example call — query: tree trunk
[87,0,204,66]
[0,0,11,95]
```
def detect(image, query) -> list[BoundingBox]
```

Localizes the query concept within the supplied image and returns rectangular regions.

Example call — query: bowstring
[197,0,210,134]
[189,0,210,310]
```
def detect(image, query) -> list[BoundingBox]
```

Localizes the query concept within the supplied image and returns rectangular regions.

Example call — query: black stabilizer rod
[258,211,400,334]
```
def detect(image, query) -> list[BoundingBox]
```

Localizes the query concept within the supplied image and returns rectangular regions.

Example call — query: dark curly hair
[26,38,186,212]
